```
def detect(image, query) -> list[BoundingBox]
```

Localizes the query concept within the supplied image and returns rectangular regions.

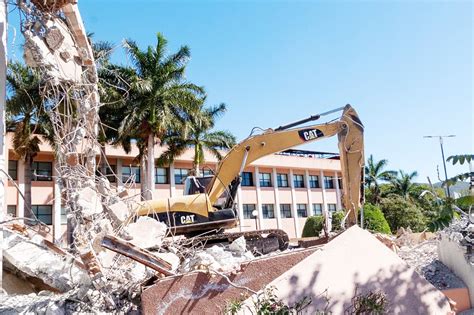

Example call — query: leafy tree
[365,155,396,204]
[302,215,324,237]
[6,62,44,220]
[362,203,391,234]
[117,33,204,199]
[331,210,345,231]
[379,196,426,233]
[389,170,418,200]
[158,101,236,176]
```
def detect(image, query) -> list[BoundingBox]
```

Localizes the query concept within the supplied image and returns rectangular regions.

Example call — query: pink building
[4,133,344,241]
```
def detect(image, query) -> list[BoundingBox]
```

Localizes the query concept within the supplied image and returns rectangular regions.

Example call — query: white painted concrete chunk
[3,229,90,292]
[76,187,103,218]
[242,226,452,314]
[125,216,167,249]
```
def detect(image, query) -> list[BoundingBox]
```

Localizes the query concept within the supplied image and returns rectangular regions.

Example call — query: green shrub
[362,204,391,234]
[331,210,345,231]
[302,215,324,237]
[380,196,426,233]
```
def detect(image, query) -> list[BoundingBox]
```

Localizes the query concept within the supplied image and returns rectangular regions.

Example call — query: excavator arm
[135,105,364,233]
[207,104,364,225]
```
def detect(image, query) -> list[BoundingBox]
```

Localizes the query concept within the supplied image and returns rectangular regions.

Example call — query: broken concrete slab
[2,229,91,293]
[106,200,129,223]
[125,216,167,249]
[141,248,317,314]
[240,226,452,314]
[439,234,474,308]
[75,187,103,218]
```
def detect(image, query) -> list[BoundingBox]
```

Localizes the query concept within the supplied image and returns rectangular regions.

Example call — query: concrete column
[17,159,25,218]
[335,171,342,210]
[254,166,263,230]
[320,169,330,231]
[305,170,313,216]
[53,161,62,243]
[289,169,299,237]
[169,164,175,197]
[116,158,123,188]
[320,169,328,213]
[272,168,281,229]
[237,186,244,232]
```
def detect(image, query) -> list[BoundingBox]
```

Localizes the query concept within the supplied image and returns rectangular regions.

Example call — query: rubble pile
[1,198,258,314]
[439,216,474,263]
[397,239,465,290]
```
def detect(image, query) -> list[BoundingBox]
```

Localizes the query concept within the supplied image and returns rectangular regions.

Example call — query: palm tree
[158,101,236,176]
[365,155,396,204]
[6,62,44,220]
[117,33,204,199]
[390,170,418,200]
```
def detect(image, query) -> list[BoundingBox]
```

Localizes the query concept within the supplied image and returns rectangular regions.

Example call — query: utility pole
[424,135,456,198]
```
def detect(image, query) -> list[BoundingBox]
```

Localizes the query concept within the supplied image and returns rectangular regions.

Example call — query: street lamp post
[424,135,456,198]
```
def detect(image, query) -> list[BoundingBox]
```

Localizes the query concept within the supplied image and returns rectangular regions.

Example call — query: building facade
[4,133,344,241]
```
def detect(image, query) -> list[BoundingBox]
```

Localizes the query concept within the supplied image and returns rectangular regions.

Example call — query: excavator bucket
[338,105,365,226]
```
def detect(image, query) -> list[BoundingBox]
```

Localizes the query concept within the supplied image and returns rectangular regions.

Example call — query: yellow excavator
[135,104,364,253]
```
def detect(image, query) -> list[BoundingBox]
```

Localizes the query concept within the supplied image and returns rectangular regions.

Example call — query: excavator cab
[183,175,214,195]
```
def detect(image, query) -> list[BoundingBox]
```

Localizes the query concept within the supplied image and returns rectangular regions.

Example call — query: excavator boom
[135,104,364,250]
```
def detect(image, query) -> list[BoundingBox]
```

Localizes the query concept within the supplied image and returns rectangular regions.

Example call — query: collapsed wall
[438,216,474,307]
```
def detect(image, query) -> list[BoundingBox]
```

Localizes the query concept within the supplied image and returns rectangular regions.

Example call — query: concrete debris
[240,226,452,314]
[438,217,474,308]
[75,187,103,218]
[2,228,91,292]
[125,216,167,249]
[101,234,175,276]
[398,240,465,290]
[181,238,255,273]
[106,200,130,224]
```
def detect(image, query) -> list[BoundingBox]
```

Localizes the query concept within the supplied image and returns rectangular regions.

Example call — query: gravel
[397,240,466,290]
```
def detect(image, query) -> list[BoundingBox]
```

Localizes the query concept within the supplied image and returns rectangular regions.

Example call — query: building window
[174,168,189,184]
[155,167,169,184]
[242,172,253,186]
[7,205,16,217]
[32,162,52,181]
[297,204,308,218]
[32,205,52,225]
[122,166,141,183]
[280,204,292,218]
[243,204,256,219]
[61,207,67,224]
[259,173,272,187]
[324,176,334,189]
[338,177,343,189]
[309,175,320,188]
[277,173,288,187]
[97,165,116,183]
[262,204,275,219]
[8,160,18,180]
[328,204,337,212]
[312,203,322,216]
[293,174,305,188]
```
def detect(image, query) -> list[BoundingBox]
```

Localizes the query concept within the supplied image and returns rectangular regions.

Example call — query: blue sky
[7,0,473,183]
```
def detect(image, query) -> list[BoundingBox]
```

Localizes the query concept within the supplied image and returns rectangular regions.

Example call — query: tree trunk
[140,152,147,200]
[24,154,33,221]
[144,134,155,200]
[194,145,200,177]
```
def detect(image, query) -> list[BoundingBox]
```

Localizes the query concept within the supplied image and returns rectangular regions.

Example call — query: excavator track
[186,229,289,255]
